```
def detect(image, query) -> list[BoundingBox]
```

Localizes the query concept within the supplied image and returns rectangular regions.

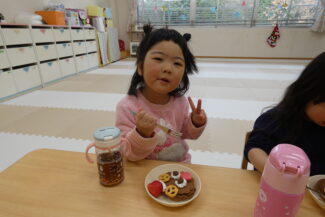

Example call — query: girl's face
[306,102,325,127]
[139,40,185,104]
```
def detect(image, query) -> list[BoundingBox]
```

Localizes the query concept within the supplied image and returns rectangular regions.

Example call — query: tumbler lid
[268,144,310,175]
[93,126,120,142]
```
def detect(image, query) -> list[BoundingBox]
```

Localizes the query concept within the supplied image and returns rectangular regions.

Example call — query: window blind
[136,0,320,27]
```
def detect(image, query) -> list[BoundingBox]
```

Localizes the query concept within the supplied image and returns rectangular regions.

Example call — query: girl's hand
[188,97,207,128]
[135,110,157,138]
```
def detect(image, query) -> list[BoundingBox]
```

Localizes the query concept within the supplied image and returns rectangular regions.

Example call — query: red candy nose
[180,172,192,181]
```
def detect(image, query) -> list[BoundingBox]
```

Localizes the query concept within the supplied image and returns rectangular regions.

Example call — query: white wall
[114,0,128,48]
[176,27,325,59]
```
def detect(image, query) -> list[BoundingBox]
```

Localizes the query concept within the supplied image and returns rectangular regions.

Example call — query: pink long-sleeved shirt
[115,91,206,163]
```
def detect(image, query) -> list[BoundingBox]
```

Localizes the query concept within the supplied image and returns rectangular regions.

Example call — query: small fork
[130,111,183,138]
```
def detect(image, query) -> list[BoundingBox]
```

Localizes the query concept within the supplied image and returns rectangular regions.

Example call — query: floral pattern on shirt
[154,118,185,161]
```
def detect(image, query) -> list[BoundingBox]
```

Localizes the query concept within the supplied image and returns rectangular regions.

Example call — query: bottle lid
[93,127,121,149]
[268,144,310,176]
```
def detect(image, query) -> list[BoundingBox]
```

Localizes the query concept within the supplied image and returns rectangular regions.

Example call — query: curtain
[311,0,325,32]
[127,0,138,32]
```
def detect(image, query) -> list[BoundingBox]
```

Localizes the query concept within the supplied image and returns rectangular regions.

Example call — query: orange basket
[35,11,66,26]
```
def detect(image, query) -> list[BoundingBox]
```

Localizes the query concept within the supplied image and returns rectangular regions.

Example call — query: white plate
[307,175,325,210]
[144,164,201,207]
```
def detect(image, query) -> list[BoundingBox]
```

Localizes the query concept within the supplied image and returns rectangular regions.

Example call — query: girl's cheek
[308,105,325,126]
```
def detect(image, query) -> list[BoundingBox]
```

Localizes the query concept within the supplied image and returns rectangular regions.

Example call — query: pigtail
[183,33,191,42]
[143,24,153,35]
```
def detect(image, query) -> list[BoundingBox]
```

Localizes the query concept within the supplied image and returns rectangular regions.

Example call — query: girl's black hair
[264,51,325,143]
[127,24,197,97]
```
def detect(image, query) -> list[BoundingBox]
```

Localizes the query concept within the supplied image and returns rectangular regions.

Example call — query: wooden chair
[241,131,251,170]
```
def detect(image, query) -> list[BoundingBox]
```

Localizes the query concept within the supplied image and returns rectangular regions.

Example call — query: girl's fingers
[151,118,157,126]
[137,111,145,119]
[136,108,144,116]
[197,99,202,113]
[188,97,203,114]
[139,112,156,126]
[188,97,196,113]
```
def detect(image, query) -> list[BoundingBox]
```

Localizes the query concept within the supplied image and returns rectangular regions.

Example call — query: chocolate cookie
[164,171,196,201]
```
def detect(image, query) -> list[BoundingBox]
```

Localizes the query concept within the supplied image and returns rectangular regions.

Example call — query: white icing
[171,171,180,179]
[175,178,187,188]
[159,180,166,192]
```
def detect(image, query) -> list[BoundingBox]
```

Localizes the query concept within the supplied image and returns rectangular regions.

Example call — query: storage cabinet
[0,49,10,69]
[0,35,3,46]
[1,27,32,45]
[0,70,16,99]
[36,44,57,61]
[84,28,96,40]
[32,27,54,43]
[86,41,97,53]
[56,42,73,58]
[71,28,84,41]
[70,26,98,72]
[0,24,99,101]
[12,65,41,91]
[59,57,76,76]
[87,52,98,68]
[73,42,87,55]
[54,27,71,42]
[75,55,89,72]
[39,60,61,83]
[7,46,37,66]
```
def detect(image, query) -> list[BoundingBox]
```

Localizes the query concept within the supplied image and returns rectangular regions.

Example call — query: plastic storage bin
[35,11,66,26]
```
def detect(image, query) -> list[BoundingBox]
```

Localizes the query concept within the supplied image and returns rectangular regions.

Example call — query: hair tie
[143,24,153,35]
[183,33,191,42]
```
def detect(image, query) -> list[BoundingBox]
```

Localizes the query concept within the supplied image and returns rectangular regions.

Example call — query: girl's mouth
[158,78,170,83]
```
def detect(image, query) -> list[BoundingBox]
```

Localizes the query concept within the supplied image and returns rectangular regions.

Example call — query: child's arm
[248,148,268,173]
[244,109,279,172]
[115,102,158,161]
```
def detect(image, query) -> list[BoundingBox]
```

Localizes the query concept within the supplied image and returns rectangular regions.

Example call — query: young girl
[115,25,207,162]
[244,52,325,175]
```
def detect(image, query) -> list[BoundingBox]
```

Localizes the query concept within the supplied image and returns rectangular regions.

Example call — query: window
[136,0,321,27]
[201,0,256,26]
[137,0,190,26]
[255,0,320,26]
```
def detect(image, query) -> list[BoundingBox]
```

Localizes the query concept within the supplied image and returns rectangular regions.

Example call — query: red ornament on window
[267,24,280,48]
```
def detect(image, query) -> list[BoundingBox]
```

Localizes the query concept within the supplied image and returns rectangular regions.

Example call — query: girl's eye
[174,62,183,67]
[153,57,162,61]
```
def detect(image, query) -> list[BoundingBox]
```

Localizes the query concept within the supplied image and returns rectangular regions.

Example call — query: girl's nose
[162,62,172,74]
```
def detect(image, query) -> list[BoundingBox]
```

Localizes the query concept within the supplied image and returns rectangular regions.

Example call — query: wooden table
[0,149,323,217]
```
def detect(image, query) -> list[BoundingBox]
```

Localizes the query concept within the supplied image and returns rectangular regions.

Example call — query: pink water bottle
[254,144,310,217]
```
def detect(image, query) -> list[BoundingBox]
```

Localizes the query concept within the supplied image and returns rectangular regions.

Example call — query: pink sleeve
[182,115,207,139]
[115,99,158,161]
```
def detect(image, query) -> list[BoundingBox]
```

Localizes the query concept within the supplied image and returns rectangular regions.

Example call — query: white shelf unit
[0,24,99,101]
[71,26,98,72]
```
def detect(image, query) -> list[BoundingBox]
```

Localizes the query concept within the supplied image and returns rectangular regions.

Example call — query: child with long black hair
[244,52,325,175]
[115,25,207,162]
